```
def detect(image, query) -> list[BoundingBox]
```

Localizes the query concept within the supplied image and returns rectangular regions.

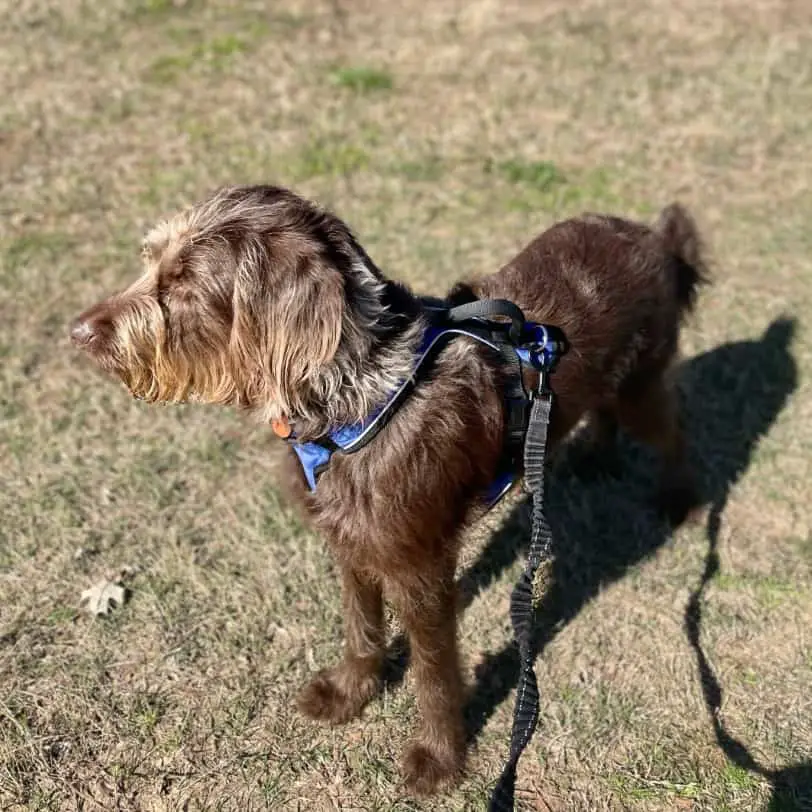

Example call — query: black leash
[440,298,562,809]
[489,374,555,812]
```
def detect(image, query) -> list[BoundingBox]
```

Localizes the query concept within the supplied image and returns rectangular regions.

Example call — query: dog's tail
[654,203,709,317]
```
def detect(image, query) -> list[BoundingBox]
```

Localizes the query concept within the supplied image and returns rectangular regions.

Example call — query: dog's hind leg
[564,407,624,481]
[297,563,384,724]
[615,374,702,526]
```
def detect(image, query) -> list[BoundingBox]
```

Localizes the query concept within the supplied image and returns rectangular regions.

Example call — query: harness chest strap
[284,300,566,510]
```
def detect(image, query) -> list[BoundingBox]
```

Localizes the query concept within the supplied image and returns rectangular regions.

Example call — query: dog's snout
[70,304,115,350]
[70,318,96,346]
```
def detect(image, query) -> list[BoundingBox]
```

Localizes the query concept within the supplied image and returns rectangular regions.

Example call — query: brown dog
[71,185,707,795]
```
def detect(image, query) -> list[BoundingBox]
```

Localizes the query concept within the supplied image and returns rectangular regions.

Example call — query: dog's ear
[230,245,346,412]
[268,255,345,390]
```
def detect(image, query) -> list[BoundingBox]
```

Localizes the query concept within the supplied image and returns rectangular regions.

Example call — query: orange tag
[271,416,292,439]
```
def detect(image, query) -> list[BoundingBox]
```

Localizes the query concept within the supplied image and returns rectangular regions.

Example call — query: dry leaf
[80,579,127,616]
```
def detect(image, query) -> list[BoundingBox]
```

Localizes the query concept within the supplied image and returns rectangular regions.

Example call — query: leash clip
[534,364,553,398]
[519,323,568,399]
[518,327,553,398]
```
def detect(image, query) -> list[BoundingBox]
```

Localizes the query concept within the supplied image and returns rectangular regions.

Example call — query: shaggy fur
[71,185,708,795]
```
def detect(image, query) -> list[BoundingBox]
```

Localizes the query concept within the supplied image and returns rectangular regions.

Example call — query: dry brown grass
[2,0,811,809]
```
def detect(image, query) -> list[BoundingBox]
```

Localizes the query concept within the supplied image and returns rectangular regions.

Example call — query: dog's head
[71,185,413,435]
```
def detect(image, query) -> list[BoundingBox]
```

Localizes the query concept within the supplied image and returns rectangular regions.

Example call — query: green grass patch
[130,0,199,20]
[129,692,165,738]
[715,573,799,609]
[146,23,271,83]
[486,161,632,215]
[292,139,371,179]
[721,763,762,792]
[46,606,77,625]
[329,65,394,93]
[489,158,566,190]
[136,166,201,210]
[190,435,242,467]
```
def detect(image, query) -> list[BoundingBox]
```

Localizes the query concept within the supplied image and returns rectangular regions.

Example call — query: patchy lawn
[1,0,811,809]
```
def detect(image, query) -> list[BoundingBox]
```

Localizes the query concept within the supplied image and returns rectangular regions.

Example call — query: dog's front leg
[391,570,465,795]
[297,563,384,723]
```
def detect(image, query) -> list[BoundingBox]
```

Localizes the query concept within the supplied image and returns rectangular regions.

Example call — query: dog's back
[473,205,708,469]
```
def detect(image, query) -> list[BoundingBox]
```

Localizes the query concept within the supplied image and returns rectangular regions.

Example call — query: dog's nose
[70,318,96,346]
[70,303,116,349]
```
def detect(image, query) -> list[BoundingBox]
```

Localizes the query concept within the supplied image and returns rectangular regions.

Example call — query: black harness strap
[444,298,527,345]
[489,377,555,811]
[443,299,533,460]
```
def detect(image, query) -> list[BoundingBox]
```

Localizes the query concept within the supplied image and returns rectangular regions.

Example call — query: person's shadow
[453,317,808,808]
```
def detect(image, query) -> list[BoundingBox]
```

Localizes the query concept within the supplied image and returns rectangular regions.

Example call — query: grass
[293,139,372,179]
[489,158,566,189]
[1,0,812,810]
[329,65,394,93]
[146,26,271,83]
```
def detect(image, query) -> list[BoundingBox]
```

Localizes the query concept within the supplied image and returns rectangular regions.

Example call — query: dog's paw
[657,475,705,528]
[401,741,464,796]
[297,666,379,725]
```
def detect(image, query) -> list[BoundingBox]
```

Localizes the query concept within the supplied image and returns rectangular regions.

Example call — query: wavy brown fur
[71,185,707,796]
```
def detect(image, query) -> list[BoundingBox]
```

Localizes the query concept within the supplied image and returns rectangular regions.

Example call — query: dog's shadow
[674,317,809,809]
[387,316,808,807]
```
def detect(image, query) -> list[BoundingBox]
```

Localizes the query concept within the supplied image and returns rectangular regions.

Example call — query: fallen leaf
[80,579,127,616]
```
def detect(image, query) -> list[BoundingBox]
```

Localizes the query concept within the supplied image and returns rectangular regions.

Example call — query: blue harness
[288,299,566,509]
